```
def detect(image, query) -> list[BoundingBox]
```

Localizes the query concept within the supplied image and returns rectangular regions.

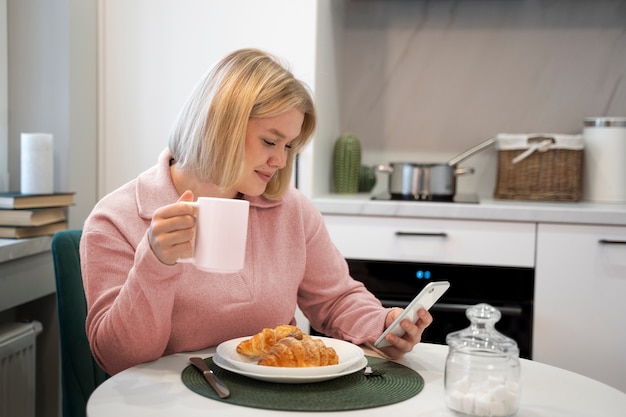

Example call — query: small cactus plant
[333,133,361,193]
[358,165,377,192]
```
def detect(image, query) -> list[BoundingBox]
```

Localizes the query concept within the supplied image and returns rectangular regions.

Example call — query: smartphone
[374,280,450,348]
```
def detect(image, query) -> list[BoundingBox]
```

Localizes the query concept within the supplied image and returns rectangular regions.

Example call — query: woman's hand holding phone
[375,281,450,349]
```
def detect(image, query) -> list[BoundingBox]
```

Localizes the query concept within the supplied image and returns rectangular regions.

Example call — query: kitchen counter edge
[312,195,626,227]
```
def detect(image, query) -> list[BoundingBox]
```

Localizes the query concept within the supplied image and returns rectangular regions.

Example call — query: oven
[311,259,534,359]
[343,259,534,359]
[310,195,536,359]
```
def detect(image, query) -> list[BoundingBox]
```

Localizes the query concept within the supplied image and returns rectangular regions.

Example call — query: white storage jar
[583,117,626,203]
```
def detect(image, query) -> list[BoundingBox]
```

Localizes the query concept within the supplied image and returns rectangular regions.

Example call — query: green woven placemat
[181,356,424,411]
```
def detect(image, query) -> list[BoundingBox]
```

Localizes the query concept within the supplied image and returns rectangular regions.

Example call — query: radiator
[0,321,43,417]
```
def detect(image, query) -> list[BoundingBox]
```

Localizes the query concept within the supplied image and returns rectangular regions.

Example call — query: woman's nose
[268,149,287,168]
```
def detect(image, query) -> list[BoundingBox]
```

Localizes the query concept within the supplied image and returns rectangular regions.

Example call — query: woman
[81,48,432,375]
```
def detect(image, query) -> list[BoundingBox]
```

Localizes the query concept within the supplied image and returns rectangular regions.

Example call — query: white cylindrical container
[20,133,54,194]
[583,117,626,203]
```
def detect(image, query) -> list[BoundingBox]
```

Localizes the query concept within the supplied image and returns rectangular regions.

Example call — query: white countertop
[87,342,626,417]
[313,194,626,226]
[0,236,53,263]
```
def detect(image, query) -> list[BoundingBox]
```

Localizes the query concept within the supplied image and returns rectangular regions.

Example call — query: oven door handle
[395,231,448,238]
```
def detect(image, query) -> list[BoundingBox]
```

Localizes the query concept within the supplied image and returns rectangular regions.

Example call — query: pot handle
[376,164,393,174]
[454,167,475,176]
[447,137,495,166]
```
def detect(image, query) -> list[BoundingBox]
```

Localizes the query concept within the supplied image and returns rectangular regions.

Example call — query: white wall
[98,0,320,197]
[5,3,97,416]
[99,1,626,201]
[7,0,97,229]
[339,1,626,198]
[0,0,7,192]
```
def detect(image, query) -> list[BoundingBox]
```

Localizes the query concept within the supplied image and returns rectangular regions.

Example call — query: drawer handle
[395,231,448,238]
[598,239,626,245]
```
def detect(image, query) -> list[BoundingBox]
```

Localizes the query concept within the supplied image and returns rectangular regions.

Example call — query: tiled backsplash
[336,0,626,197]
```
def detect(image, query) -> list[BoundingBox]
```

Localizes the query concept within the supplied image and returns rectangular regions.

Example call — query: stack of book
[0,192,75,239]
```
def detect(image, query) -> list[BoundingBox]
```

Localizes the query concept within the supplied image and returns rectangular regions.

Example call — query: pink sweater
[81,149,388,375]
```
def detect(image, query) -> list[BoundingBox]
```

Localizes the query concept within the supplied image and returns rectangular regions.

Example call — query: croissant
[236,325,305,356]
[257,336,339,367]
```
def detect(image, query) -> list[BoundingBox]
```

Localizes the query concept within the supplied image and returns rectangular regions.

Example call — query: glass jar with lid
[444,303,521,416]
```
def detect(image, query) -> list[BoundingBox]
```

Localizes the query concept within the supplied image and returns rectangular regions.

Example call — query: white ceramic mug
[177,197,249,273]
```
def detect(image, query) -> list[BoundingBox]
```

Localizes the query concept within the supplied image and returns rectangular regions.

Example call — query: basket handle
[512,136,556,164]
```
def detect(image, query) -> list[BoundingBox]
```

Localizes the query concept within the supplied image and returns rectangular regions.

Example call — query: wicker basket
[494,134,584,202]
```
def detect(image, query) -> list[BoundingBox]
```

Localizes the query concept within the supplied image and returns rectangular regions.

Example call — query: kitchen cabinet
[534,223,626,393]
[323,214,535,268]
[0,237,55,310]
[320,199,626,392]
[0,237,60,417]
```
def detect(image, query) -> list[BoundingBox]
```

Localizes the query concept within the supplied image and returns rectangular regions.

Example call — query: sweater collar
[135,148,283,220]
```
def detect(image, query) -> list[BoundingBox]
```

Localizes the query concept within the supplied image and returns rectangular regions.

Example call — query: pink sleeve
[81,224,183,375]
[294,197,390,344]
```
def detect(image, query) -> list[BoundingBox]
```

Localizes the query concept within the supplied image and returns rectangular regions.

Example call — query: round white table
[87,343,626,417]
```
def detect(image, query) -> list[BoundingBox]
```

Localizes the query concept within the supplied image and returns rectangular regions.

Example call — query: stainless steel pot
[377,162,473,200]
[377,138,495,200]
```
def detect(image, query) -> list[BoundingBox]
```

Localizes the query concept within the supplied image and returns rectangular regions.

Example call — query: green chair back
[51,230,108,417]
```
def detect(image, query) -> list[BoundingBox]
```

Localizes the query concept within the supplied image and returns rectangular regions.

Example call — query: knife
[189,357,230,399]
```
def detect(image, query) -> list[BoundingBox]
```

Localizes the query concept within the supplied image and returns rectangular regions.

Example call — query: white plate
[213,353,368,384]
[215,336,364,376]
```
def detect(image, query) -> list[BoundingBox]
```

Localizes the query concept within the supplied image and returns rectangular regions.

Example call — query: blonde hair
[169,48,316,199]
